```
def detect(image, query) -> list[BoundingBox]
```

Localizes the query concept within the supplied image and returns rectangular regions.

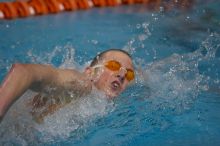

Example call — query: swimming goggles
[93,60,135,82]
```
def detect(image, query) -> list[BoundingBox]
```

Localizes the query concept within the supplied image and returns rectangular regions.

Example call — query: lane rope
[0,0,192,19]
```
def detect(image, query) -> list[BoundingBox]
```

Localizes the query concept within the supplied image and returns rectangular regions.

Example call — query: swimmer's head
[85,49,135,98]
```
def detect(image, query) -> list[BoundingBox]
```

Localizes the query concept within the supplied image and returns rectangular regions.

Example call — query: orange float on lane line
[75,0,89,9]
[12,1,30,17]
[28,0,48,15]
[58,0,77,11]
[44,0,60,13]
[0,2,17,19]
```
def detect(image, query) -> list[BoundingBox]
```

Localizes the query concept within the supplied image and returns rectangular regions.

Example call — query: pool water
[0,0,220,145]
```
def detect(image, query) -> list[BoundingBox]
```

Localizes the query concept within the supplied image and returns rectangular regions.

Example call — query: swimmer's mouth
[111,80,121,91]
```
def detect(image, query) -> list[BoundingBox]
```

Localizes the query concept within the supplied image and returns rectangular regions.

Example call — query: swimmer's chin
[105,91,120,99]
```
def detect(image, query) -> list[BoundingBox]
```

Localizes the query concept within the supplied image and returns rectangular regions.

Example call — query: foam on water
[35,89,114,143]
[0,90,114,145]
[137,32,219,109]
[0,91,38,145]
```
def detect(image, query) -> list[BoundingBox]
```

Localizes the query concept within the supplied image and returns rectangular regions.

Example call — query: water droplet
[136,24,141,29]
[91,40,98,45]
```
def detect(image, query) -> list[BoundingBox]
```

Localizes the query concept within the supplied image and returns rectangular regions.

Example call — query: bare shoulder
[28,64,91,92]
[55,68,92,92]
[56,68,86,83]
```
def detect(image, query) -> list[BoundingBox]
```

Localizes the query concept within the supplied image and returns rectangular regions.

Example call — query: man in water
[0,49,135,122]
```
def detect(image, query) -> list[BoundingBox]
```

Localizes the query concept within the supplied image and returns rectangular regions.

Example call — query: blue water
[0,0,220,146]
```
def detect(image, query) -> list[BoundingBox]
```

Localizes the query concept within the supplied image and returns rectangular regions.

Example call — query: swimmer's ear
[84,67,92,75]
[84,67,95,82]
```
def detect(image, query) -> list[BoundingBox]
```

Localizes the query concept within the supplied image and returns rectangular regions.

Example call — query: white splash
[35,89,114,142]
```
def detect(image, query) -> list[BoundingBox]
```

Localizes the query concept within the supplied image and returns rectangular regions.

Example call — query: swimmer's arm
[0,63,90,120]
[0,64,58,120]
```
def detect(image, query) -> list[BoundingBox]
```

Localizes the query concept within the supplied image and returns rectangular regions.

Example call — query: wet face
[91,51,134,98]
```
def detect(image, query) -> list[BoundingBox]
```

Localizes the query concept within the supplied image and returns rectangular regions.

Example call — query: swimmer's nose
[116,68,126,83]
[117,74,125,83]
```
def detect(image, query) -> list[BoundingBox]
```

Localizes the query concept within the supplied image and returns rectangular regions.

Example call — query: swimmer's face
[90,51,134,98]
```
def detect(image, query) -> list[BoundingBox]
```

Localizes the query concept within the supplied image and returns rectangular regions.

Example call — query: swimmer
[0,49,135,123]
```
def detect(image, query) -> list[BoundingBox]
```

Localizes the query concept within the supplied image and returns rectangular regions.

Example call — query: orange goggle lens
[125,68,135,81]
[104,60,135,81]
